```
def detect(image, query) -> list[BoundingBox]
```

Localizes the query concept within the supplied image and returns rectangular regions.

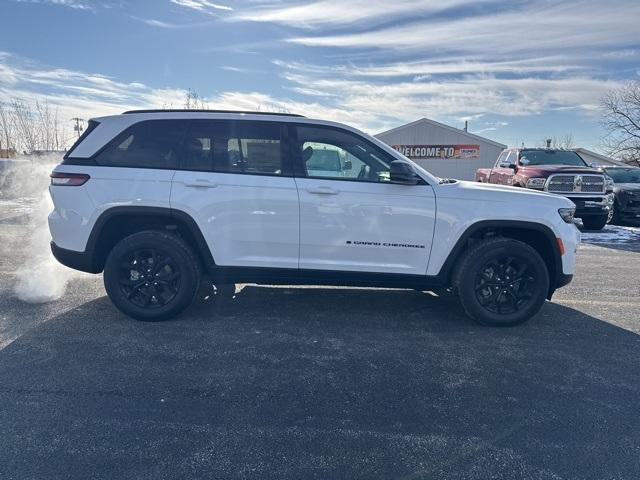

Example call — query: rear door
[171,119,299,269]
[292,124,436,275]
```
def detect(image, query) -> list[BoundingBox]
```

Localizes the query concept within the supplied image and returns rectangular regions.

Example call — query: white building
[375,117,506,180]
[573,148,626,167]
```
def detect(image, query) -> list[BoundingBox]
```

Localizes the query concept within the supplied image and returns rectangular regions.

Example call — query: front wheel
[454,238,549,326]
[581,215,608,231]
[103,231,201,321]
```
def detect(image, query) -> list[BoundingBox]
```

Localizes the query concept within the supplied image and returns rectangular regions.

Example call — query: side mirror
[343,159,352,171]
[589,162,597,168]
[508,163,517,170]
[390,161,419,185]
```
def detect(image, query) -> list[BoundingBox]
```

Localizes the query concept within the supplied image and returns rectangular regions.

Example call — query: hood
[438,180,574,207]
[518,165,600,175]
[614,183,640,192]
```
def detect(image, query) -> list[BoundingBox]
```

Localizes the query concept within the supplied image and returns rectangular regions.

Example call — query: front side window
[498,151,514,168]
[295,126,394,182]
[94,120,186,169]
[180,120,284,175]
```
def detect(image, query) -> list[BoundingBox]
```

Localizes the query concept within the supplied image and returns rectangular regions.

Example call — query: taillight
[50,172,90,186]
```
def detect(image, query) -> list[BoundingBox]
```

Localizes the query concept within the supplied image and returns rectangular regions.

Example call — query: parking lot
[1,194,639,479]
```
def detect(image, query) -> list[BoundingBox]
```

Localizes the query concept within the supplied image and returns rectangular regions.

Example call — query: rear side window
[179,120,284,176]
[94,120,186,169]
[64,119,100,160]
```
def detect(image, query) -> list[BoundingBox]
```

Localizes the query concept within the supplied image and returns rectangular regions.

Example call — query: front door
[293,125,436,275]
[171,119,299,269]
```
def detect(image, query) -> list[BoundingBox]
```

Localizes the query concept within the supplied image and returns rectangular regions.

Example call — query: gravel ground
[0,215,638,479]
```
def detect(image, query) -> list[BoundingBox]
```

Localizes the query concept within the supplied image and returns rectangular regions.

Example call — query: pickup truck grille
[546,174,605,194]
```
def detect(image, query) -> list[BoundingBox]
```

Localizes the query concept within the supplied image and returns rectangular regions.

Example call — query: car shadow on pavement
[0,287,638,480]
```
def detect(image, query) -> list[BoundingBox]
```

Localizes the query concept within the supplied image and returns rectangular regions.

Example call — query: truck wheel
[454,238,549,326]
[581,215,608,231]
[103,231,201,321]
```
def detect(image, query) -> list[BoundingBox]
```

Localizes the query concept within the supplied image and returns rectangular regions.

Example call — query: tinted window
[180,120,284,175]
[603,168,640,183]
[296,126,394,182]
[520,150,587,167]
[95,120,186,169]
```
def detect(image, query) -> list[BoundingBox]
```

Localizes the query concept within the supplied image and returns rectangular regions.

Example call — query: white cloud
[10,0,91,10]
[233,0,481,28]
[275,56,581,79]
[287,0,640,59]
[170,0,232,13]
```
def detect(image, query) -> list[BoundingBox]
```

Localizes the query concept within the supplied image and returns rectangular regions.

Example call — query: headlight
[526,177,546,189]
[558,207,576,223]
[605,175,614,192]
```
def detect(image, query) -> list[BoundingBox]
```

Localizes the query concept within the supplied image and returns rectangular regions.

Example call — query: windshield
[519,150,587,167]
[603,168,640,183]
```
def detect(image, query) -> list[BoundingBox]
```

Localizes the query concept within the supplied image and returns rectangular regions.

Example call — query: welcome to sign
[392,144,480,159]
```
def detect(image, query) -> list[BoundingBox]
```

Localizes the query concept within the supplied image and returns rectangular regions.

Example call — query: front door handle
[306,186,339,195]
[184,179,218,188]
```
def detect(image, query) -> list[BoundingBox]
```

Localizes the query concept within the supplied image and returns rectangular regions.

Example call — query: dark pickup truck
[476,148,614,230]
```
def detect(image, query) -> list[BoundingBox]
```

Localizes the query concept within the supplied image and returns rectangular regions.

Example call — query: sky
[0,0,639,150]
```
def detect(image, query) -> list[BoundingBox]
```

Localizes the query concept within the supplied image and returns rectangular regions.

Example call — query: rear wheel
[103,231,201,321]
[581,214,608,231]
[454,238,549,326]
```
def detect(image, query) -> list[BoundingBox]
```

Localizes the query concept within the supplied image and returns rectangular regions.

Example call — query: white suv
[49,110,580,326]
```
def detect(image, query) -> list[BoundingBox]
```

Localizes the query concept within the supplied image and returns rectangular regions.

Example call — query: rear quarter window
[94,120,187,169]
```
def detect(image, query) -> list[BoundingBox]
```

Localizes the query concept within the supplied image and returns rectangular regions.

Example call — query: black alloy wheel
[104,231,201,321]
[118,248,181,309]
[474,256,536,315]
[454,237,549,326]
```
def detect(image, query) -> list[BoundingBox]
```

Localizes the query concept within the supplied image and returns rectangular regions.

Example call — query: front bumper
[616,195,640,221]
[568,194,613,218]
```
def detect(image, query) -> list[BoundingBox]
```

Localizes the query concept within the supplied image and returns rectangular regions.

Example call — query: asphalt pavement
[0,218,639,479]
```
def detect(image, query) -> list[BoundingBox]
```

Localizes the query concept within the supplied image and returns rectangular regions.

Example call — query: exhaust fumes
[0,154,83,303]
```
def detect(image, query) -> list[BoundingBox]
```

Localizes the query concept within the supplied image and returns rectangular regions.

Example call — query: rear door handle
[184,179,218,188]
[306,186,339,195]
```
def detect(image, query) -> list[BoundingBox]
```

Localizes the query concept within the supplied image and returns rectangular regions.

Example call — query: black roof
[123,109,305,117]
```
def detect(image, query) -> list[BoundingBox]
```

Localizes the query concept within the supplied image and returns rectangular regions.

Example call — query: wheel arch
[85,206,215,273]
[439,220,562,296]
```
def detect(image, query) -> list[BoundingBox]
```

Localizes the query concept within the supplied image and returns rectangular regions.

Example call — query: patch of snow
[581,224,640,246]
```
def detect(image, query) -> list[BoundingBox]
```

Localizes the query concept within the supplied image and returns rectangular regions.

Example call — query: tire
[453,237,549,326]
[581,215,608,231]
[103,230,201,321]
[608,202,622,226]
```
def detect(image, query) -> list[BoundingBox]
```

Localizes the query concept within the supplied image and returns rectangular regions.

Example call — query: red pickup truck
[476,148,614,230]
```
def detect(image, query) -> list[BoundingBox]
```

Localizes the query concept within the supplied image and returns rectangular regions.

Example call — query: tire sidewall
[104,232,200,321]
[457,241,549,326]
[582,215,608,231]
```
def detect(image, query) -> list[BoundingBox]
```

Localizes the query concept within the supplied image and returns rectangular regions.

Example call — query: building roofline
[375,117,507,149]
[574,147,626,166]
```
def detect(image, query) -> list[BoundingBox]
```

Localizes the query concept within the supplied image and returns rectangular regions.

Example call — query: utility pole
[71,117,85,138]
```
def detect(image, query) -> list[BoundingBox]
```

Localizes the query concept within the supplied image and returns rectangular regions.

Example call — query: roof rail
[123,109,305,117]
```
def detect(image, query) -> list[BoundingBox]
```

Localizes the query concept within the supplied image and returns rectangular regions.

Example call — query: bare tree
[537,133,575,149]
[0,102,15,157]
[0,98,66,154]
[601,81,640,166]
[184,89,208,110]
[11,99,38,153]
